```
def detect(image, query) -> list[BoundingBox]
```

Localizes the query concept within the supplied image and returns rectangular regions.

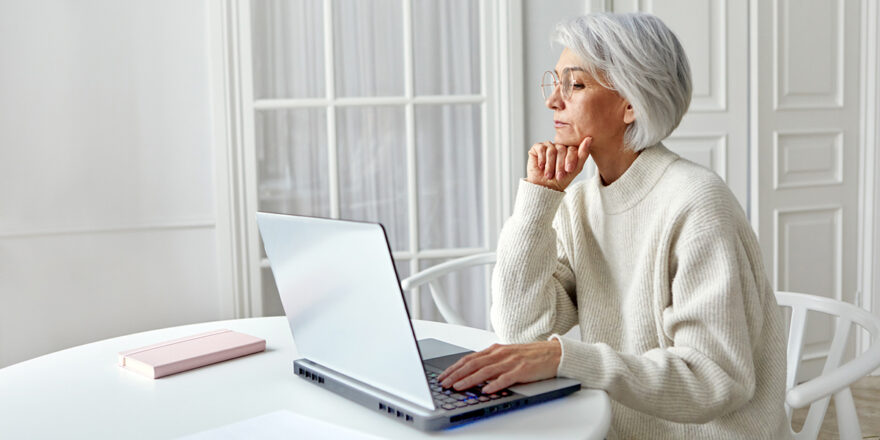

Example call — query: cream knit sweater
[491,144,790,439]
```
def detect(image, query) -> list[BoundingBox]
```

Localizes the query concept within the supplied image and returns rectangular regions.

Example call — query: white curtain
[250,0,489,328]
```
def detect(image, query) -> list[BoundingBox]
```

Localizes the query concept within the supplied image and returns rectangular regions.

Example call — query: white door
[752,0,862,380]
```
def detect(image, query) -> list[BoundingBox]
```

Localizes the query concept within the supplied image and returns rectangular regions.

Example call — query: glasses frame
[541,70,574,101]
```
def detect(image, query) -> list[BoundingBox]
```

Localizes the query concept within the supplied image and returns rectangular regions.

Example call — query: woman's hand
[437,340,562,395]
[527,137,592,192]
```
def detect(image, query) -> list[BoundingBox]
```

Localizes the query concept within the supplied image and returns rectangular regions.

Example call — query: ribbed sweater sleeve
[490,180,579,343]
[550,227,758,423]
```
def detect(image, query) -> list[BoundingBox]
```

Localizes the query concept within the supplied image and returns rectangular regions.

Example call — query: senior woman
[437,13,789,439]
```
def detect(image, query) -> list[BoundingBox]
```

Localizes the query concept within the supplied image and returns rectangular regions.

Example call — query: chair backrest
[399,252,496,326]
[775,291,880,440]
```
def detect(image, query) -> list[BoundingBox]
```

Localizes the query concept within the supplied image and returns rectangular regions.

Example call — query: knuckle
[496,372,515,384]
[463,359,482,372]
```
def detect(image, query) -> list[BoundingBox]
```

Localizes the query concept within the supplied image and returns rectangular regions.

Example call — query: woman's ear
[623,102,635,125]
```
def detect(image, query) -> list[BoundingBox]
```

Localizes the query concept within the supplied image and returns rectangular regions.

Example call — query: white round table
[0,317,611,439]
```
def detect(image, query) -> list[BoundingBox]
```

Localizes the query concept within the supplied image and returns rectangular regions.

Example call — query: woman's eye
[572,83,585,89]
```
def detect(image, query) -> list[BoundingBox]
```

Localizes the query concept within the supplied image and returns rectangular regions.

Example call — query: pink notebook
[118,329,266,379]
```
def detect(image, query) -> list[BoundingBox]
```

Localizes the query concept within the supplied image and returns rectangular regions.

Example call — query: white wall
[0,0,225,367]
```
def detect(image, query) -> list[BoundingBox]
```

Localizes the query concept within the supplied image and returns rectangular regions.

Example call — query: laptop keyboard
[426,370,510,411]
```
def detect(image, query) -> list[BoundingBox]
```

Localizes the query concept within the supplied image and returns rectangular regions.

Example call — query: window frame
[210,0,524,328]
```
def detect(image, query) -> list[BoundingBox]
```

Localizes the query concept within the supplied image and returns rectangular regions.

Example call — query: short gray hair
[553,13,692,151]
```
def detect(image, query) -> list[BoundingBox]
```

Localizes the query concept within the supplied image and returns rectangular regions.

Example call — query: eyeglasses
[541,70,575,101]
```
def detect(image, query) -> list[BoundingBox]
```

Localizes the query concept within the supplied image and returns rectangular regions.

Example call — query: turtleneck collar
[592,143,679,214]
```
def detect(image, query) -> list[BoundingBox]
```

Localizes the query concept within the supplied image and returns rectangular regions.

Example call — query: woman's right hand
[526,136,592,192]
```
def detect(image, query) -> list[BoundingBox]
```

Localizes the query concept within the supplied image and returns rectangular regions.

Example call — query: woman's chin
[554,134,580,146]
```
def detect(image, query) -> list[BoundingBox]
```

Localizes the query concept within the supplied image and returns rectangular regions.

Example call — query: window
[215,0,522,329]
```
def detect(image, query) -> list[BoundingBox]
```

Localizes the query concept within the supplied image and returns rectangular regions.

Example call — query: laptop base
[293,341,581,431]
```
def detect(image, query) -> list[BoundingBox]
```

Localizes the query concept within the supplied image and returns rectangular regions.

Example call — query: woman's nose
[545,86,564,110]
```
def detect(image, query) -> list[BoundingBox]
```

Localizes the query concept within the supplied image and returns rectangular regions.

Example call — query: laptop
[256,212,581,431]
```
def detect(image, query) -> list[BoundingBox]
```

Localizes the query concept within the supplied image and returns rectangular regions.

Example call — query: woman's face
[546,48,633,148]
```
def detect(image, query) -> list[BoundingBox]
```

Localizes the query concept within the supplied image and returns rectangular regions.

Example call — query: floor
[790,376,880,439]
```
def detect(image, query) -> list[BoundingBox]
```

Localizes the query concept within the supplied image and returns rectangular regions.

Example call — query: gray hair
[553,13,692,151]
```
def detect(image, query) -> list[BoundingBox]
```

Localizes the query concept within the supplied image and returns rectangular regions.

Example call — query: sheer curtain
[250,0,489,328]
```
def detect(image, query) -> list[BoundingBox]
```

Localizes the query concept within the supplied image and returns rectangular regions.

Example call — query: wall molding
[773,205,844,301]
[0,220,216,240]
[858,0,879,373]
[772,129,844,190]
[773,0,845,110]
[664,132,728,181]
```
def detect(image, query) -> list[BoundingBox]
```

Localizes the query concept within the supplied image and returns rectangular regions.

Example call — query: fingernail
[565,164,572,172]
[454,382,465,390]
[441,380,450,387]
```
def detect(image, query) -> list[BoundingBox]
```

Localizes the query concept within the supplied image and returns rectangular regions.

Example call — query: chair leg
[833,387,862,440]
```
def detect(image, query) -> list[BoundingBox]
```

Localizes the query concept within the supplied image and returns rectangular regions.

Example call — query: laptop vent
[298,366,413,423]
[298,367,325,384]
[377,403,414,423]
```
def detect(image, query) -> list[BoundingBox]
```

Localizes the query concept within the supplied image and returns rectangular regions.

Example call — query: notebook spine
[119,329,232,359]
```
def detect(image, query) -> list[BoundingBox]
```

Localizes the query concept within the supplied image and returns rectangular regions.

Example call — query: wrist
[548,339,562,368]
[525,177,565,192]
[512,180,565,223]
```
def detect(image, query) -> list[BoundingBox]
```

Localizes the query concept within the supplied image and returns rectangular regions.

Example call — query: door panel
[753,0,861,381]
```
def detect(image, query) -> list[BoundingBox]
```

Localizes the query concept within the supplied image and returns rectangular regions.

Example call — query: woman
[437,13,789,439]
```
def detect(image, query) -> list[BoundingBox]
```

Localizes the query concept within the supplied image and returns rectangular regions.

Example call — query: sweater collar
[593,143,679,214]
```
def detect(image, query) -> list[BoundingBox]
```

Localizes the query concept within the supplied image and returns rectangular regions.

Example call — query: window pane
[262,267,283,317]
[394,259,411,282]
[251,0,325,99]
[416,104,483,249]
[412,0,480,95]
[337,106,409,251]
[417,258,488,328]
[333,0,404,97]
[256,109,330,217]
[395,259,412,315]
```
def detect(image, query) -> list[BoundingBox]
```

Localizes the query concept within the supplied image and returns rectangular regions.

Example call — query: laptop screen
[257,213,435,410]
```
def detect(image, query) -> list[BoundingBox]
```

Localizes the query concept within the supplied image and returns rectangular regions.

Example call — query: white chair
[399,252,496,326]
[402,256,880,439]
[776,291,880,440]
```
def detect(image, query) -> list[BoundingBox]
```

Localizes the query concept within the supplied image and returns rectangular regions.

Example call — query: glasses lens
[541,71,555,99]
[559,71,572,100]
[541,71,556,100]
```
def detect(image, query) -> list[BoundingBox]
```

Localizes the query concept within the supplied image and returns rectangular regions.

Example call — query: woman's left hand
[437,340,562,394]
